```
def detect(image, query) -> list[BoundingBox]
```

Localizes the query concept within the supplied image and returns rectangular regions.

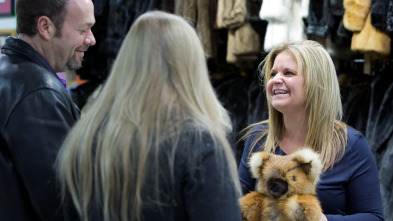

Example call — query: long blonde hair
[57,11,240,221]
[242,40,347,171]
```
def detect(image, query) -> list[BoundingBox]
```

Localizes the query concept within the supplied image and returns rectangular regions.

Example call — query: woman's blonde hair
[57,11,240,221]
[243,40,347,171]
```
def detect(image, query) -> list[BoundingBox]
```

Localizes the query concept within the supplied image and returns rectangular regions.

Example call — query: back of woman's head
[57,11,236,221]
[102,11,228,131]
[261,40,342,129]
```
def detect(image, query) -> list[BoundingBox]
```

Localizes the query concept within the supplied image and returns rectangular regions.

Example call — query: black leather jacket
[0,37,80,220]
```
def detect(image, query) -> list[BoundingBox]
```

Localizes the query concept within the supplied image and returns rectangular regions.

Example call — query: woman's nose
[271,73,284,83]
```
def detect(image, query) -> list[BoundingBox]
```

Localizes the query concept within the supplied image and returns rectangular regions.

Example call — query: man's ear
[37,16,56,40]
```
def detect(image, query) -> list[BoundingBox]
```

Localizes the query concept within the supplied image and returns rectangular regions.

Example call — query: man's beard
[67,57,83,71]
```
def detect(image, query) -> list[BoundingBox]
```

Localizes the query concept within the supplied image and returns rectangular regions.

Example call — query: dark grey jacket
[0,37,80,221]
[86,129,242,221]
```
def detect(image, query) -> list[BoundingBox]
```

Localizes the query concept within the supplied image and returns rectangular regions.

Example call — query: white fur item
[293,148,323,185]
[249,152,264,179]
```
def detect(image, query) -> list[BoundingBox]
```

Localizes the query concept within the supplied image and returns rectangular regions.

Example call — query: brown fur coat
[216,0,260,63]
[344,0,391,56]
[175,0,214,58]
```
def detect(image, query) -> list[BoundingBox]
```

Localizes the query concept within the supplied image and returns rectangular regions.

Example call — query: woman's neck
[279,112,308,154]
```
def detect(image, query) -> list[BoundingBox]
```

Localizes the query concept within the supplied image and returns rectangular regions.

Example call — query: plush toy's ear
[293,148,323,185]
[248,152,272,179]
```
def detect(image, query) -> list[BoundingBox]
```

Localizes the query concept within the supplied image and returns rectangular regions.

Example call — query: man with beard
[0,0,95,220]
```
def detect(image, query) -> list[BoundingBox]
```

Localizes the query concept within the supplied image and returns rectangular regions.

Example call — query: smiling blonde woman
[239,40,384,220]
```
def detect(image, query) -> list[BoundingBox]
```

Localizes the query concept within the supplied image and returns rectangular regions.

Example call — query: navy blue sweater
[239,125,384,220]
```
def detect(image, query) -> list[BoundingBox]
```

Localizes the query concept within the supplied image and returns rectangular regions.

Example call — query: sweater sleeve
[324,131,384,221]
[238,125,266,195]
[238,132,257,195]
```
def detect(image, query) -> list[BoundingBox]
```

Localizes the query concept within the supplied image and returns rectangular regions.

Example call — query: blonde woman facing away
[239,40,384,220]
[56,11,242,221]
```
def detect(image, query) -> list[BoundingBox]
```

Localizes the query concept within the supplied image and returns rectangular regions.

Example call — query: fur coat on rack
[259,0,309,52]
[216,0,261,64]
[307,0,352,47]
[175,0,215,58]
[387,0,393,33]
[343,0,391,56]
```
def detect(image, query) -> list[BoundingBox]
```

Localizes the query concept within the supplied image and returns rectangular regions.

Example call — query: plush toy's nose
[267,178,288,198]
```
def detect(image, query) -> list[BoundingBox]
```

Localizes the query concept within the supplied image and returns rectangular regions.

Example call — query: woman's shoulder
[251,123,268,130]
[248,123,268,137]
[343,126,373,159]
[242,123,268,153]
[346,126,368,147]
[175,126,225,157]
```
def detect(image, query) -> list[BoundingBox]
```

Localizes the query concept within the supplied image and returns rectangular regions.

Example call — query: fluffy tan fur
[343,0,371,31]
[226,23,260,63]
[216,0,246,29]
[240,148,323,221]
[351,12,391,57]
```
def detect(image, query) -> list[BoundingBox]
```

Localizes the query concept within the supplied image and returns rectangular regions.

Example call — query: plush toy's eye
[291,176,296,181]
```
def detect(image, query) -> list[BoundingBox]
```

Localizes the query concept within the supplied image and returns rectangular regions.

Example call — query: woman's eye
[270,73,276,78]
[285,71,295,76]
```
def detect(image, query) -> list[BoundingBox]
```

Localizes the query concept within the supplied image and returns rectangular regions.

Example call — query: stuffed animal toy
[240,148,323,221]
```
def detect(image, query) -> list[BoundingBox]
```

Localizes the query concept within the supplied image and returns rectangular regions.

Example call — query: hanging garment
[216,0,246,29]
[378,135,393,221]
[339,72,372,133]
[226,23,260,63]
[162,0,175,13]
[175,0,215,58]
[366,69,393,155]
[350,12,391,56]
[343,0,371,31]
[307,0,330,37]
[387,0,393,33]
[215,74,252,163]
[246,0,268,50]
[370,0,390,30]
[364,66,393,221]
[259,0,309,51]
[216,0,261,64]
[214,73,268,164]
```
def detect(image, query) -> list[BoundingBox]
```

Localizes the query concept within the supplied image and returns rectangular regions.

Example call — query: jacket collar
[2,36,66,88]
[2,36,56,75]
